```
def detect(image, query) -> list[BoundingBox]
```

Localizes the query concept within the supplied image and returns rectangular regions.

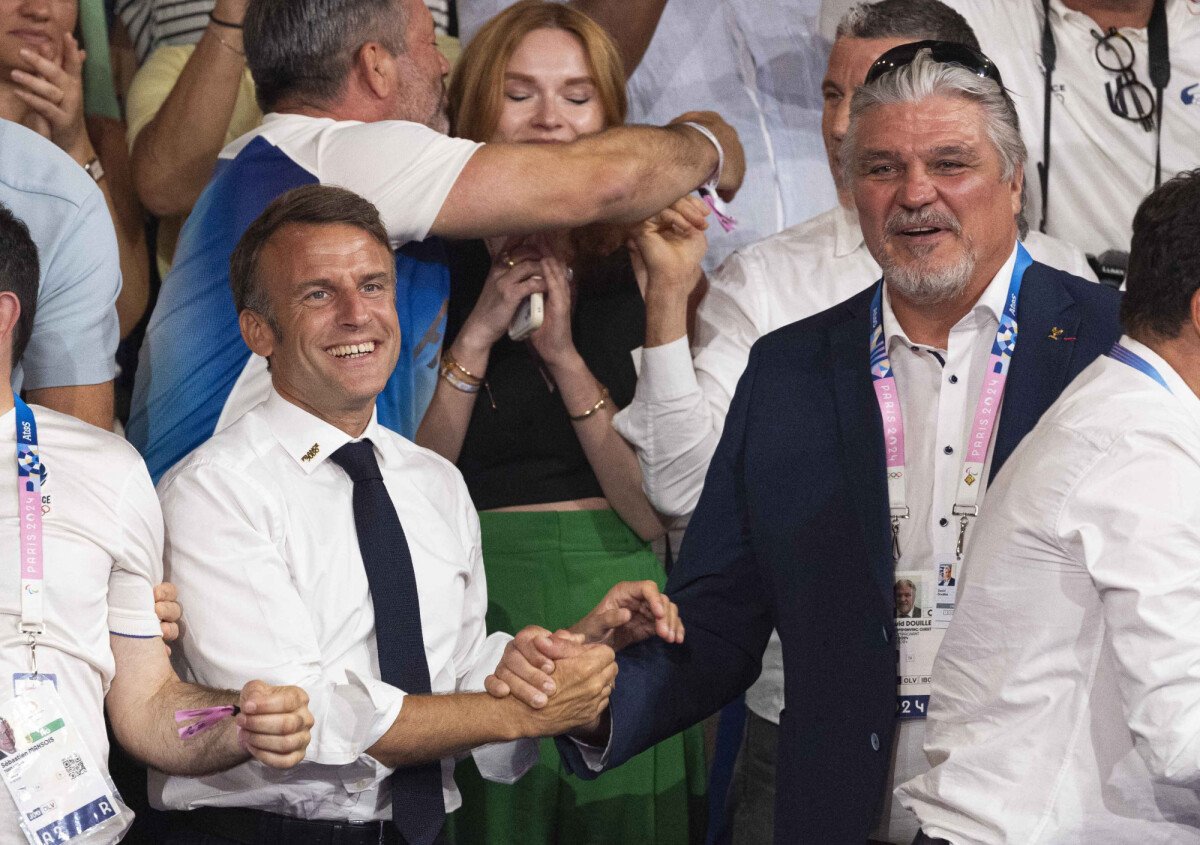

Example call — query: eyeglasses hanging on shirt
[1037,0,1170,289]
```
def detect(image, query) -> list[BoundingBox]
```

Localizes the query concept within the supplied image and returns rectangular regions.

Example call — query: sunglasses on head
[864,40,1004,88]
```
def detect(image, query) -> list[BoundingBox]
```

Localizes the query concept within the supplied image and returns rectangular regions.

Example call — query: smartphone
[508,292,544,341]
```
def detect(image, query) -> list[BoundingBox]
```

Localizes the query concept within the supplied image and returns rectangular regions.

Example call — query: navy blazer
[559,261,1122,843]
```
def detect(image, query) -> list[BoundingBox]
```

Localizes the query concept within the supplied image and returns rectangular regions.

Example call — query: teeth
[328,342,376,358]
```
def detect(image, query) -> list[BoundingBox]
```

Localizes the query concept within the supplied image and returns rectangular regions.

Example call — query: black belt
[166,806,406,845]
[912,831,952,845]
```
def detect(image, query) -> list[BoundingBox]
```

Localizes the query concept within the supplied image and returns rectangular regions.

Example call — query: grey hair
[245,0,409,113]
[836,0,980,52]
[840,49,1028,235]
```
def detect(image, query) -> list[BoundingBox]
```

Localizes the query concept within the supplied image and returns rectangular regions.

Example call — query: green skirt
[447,509,707,845]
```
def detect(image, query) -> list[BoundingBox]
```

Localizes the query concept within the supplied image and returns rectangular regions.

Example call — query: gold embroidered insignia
[1048,327,1064,340]
[301,443,320,462]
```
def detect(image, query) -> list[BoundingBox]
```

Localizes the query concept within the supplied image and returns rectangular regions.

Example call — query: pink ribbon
[175,705,239,739]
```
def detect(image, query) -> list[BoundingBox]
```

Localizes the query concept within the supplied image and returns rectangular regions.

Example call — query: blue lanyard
[1108,342,1172,393]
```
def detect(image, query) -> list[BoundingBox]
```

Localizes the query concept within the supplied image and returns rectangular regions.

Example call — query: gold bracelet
[439,363,480,394]
[440,351,482,386]
[568,386,610,421]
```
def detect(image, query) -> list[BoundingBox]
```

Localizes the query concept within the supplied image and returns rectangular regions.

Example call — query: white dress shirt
[942,0,1200,257]
[897,338,1200,844]
[152,390,535,820]
[0,406,162,844]
[458,0,838,269]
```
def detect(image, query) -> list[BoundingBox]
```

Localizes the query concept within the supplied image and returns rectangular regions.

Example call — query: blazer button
[870,732,881,751]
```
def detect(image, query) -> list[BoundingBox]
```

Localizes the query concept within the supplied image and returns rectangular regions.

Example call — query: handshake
[484,580,685,742]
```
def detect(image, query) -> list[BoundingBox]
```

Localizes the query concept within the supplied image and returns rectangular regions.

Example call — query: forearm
[569,0,668,75]
[367,691,531,769]
[109,674,246,777]
[435,125,716,239]
[25,383,114,430]
[414,335,492,461]
[84,119,150,338]
[131,25,246,216]
[549,353,665,540]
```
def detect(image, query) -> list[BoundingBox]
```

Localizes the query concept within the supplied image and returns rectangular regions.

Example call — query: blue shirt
[0,120,120,391]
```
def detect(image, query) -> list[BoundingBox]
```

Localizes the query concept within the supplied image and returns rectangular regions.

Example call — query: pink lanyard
[15,396,46,671]
[869,244,1032,561]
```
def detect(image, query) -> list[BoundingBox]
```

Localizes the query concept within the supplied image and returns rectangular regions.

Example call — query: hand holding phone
[508,292,545,341]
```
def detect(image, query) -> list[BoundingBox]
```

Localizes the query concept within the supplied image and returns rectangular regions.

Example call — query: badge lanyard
[15,395,46,673]
[1108,341,1173,392]
[870,244,1033,562]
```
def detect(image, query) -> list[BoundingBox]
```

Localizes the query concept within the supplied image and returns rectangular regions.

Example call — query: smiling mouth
[327,341,376,359]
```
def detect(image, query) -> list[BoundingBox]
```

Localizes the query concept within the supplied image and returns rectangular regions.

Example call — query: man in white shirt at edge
[612,2,1094,842]
[897,168,1200,845]
[153,185,684,845]
[0,203,313,843]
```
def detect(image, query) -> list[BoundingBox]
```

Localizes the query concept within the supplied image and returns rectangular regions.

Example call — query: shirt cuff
[633,338,701,403]
[304,669,405,767]
[569,731,612,773]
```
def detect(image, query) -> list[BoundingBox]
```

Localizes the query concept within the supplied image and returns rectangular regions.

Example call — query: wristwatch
[83,156,105,183]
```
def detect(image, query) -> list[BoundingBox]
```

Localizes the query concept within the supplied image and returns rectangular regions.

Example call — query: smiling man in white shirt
[898,168,1200,844]
[154,185,682,845]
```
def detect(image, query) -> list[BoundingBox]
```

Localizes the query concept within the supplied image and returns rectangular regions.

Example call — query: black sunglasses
[865,40,1005,88]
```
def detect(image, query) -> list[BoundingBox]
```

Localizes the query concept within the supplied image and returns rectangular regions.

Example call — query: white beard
[882,245,977,306]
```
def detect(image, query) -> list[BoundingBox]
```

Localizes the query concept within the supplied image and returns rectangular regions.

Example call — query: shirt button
[949,374,959,384]
[870,732,881,751]
[944,445,954,455]
[939,517,949,527]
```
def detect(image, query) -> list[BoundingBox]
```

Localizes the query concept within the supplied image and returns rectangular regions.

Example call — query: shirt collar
[833,203,865,258]
[881,242,1018,350]
[1118,336,1200,425]
[261,389,382,475]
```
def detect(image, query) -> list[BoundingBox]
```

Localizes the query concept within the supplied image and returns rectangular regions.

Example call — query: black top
[444,240,645,510]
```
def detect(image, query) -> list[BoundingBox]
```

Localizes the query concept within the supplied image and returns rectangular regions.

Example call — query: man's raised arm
[431,112,744,239]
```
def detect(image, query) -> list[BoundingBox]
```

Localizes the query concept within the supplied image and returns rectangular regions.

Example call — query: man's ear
[240,309,277,360]
[1010,162,1025,217]
[356,41,394,100]
[0,292,21,371]
[1189,287,1200,339]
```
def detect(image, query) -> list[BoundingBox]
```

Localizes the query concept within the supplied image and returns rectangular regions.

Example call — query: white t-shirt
[944,0,1200,257]
[0,405,162,841]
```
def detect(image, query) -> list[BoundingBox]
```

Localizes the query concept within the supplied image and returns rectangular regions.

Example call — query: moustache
[884,209,962,237]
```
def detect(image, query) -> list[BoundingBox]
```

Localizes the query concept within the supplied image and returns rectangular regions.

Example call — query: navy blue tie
[330,440,444,845]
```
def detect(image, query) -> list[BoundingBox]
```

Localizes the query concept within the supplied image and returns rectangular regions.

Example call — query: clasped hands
[485,580,684,740]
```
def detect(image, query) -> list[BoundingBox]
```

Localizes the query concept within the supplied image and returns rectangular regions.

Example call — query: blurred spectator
[126,0,260,278]
[939,0,1200,271]
[418,3,706,841]
[126,0,742,484]
[0,119,119,427]
[459,0,837,270]
[0,0,150,339]
[610,2,1095,842]
[121,0,463,279]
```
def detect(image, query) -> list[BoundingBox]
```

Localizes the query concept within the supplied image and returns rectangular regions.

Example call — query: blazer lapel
[828,298,893,611]
[990,265,1081,480]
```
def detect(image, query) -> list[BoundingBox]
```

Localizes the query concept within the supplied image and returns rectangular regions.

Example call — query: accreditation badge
[0,686,130,845]
[893,569,942,720]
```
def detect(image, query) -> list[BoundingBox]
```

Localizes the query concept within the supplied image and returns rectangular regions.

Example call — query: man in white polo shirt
[941,0,1200,272]
[897,168,1200,845]
[0,202,313,845]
